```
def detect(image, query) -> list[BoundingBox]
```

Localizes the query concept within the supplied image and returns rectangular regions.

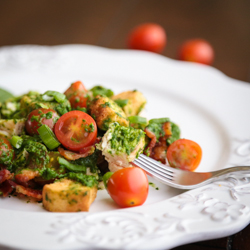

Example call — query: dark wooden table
[0,1,250,249]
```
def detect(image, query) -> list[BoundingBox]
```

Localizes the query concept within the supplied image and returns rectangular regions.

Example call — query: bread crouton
[112,90,146,116]
[89,95,129,130]
[42,178,97,212]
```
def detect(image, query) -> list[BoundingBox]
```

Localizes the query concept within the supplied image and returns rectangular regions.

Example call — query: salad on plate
[0,81,202,212]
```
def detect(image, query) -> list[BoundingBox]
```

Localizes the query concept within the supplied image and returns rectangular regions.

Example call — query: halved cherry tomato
[166,139,202,171]
[64,81,88,109]
[25,108,59,135]
[178,39,214,65]
[105,167,149,208]
[127,23,167,53]
[0,137,14,165]
[54,110,97,152]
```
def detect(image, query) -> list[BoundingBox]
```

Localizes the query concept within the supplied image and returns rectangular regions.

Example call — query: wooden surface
[0,1,250,249]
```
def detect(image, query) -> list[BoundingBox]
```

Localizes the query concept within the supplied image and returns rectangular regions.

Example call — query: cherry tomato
[105,167,149,208]
[0,137,14,165]
[166,139,202,171]
[64,81,88,109]
[54,110,97,152]
[25,108,59,135]
[127,23,167,53]
[178,39,214,65]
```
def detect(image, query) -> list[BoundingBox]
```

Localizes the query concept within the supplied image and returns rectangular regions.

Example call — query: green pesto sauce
[146,119,180,145]
[67,172,98,187]
[102,118,112,130]
[149,182,159,190]
[40,167,66,180]
[0,138,15,165]
[109,123,145,155]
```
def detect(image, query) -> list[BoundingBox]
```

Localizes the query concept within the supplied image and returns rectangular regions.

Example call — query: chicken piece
[42,178,97,212]
[112,90,146,116]
[0,119,25,138]
[88,95,129,131]
[97,123,145,172]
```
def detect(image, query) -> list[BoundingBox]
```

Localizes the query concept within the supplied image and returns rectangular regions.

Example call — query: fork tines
[133,154,174,181]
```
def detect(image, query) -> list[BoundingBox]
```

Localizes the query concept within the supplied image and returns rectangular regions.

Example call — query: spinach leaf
[0,88,14,102]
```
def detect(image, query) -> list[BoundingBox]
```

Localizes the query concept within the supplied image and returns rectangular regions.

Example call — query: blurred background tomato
[0,0,249,82]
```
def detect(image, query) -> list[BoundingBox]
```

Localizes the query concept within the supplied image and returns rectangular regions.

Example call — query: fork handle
[212,165,250,178]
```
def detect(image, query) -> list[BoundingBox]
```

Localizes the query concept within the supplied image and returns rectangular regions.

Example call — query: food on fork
[97,122,145,172]
[0,80,202,211]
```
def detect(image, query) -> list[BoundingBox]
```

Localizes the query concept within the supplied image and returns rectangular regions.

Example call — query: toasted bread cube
[89,95,129,130]
[42,179,97,212]
[112,90,146,116]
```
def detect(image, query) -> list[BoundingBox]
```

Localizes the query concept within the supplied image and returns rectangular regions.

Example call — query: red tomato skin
[166,139,202,171]
[178,39,214,65]
[127,23,167,53]
[25,108,59,135]
[107,167,149,208]
[54,110,97,152]
[64,81,88,109]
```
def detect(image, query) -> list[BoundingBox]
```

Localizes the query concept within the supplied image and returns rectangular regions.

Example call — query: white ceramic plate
[0,45,250,250]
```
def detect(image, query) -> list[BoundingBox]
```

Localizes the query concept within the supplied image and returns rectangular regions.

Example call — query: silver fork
[133,154,250,189]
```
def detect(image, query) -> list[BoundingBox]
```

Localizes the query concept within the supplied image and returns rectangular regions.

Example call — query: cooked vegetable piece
[112,90,146,116]
[90,85,114,98]
[42,91,66,103]
[58,157,86,173]
[128,116,147,130]
[42,178,97,212]
[114,99,128,108]
[10,135,23,149]
[54,110,97,152]
[89,95,129,130]
[37,125,61,150]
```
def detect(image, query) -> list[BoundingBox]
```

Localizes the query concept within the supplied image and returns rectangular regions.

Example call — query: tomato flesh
[106,167,149,208]
[166,139,202,171]
[54,110,97,152]
[64,81,88,109]
[127,23,167,53]
[25,108,59,135]
[178,39,214,65]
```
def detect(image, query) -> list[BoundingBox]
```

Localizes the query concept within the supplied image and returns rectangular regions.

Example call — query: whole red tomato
[104,167,149,208]
[178,39,214,65]
[127,23,167,53]
[64,81,88,109]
